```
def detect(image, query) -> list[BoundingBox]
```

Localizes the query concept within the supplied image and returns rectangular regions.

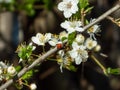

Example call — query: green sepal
[67,65,77,72]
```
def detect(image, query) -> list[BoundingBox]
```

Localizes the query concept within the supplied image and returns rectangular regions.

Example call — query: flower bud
[30,83,37,90]
[94,45,101,52]
[7,66,16,76]
[75,34,85,43]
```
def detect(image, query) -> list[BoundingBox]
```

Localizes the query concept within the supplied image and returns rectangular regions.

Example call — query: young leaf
[84,6,93,13]
[79,0,89,9]
[21,70,34,80]
[15,65,22,72]
[61,37,67,42]
[68,32,76,45]
[107,67,120,75]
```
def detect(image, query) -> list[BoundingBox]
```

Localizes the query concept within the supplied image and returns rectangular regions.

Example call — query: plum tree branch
[83,3,120,30]
[0,2,120,90]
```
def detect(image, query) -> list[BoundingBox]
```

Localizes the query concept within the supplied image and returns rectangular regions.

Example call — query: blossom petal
[58,2,65,11]
[75,56,82,65]
[63,11,72,18]
[60,21,70,29]
[36,33,43,38]
[76,27,84,32]
[48,41,56,46]
[71,4,78,13]
[69,49,78,58]
[45,33,52,41]
[31,37,40,45]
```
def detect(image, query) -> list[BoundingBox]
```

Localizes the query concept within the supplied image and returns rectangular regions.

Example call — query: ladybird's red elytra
[56,42,63,49]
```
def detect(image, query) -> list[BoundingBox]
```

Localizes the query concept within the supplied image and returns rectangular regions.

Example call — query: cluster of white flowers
[31,0,101,72]
[31,32,68,47]
[0,61,16,83]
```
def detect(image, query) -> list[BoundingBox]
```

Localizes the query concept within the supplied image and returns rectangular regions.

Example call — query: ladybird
[56,42,63,49]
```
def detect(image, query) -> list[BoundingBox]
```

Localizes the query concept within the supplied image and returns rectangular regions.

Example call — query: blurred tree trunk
[0,12,13,46]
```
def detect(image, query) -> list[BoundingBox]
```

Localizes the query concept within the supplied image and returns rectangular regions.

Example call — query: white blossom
[72,41,86,50]
[69,42,88,65]
[59,31,68,40]
[45,33,52,41]
[7,66,17,76]
[58,0,79,18]
[60,20,84,34]
[85,38,97,50]
[31,33,52,46]
[87,19,100,40]
[30,83,37,90]
[48,38,58,46]
[57,50,72,72]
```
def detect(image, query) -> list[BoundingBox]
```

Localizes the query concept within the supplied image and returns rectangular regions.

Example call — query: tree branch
[0,2,120,90]
[83,3,120,30]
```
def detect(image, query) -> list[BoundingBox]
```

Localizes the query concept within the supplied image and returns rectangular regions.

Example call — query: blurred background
[0,0,120,90]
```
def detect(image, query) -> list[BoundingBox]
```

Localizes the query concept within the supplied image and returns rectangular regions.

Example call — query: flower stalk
[91,55,107,75]
[81,8,85,26]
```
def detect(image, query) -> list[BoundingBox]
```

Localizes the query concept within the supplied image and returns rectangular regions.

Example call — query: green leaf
[107,67,120,75]
[85,19,89,25]
[68,32,76,45]
[15,66,21,72]
[84,6,93,13]
[17,44,33,61]
[21,70,34,80]
[61,37,67,42]
[79,0,89,9]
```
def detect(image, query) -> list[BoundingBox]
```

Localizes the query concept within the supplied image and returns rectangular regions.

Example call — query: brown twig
[0,2,120,90]
[83,3,120,30]
[107,16,120,27]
